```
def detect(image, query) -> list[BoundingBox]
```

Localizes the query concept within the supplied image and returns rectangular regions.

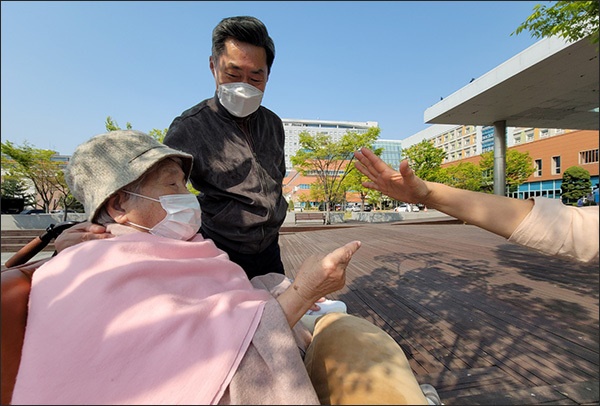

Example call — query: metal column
[493,120,506,196]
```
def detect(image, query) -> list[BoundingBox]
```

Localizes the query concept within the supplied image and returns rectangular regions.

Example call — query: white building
[401,124,571,164]
[282,118,378,171]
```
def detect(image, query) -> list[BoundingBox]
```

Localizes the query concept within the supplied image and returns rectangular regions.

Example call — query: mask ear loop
[123,190,160,203]
[126,221,152,232]
[121,190,162,232]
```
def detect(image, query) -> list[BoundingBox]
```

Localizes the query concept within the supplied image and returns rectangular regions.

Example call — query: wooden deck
[279,221,599,405]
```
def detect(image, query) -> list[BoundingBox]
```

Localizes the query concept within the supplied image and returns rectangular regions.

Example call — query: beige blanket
[220,273,319,404]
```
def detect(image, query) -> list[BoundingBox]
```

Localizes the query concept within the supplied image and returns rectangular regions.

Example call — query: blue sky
[1,1,544,155]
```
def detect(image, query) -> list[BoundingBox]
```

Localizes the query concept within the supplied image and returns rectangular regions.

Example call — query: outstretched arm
[277,241,361,327]
[354,147,533,239]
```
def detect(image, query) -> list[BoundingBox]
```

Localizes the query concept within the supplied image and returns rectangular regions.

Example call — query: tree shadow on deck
[493,243,599,297]
[336,246,599,403]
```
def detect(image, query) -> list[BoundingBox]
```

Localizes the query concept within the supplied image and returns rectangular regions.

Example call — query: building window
[579,149,599,164]
[534,159,542,177]
[526,129,535,142]
[552,156,561,175]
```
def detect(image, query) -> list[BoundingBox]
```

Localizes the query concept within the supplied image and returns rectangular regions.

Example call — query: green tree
[342,148,384,210]
[298,193,311,207]
[291,127,380,222]
[308,180,345,209]
[307,180,325,206]
[1,176,36,207]
[1,141,68,212]
[104,116,165,140]
[401,140,446,182]
[513,1,599,45]
[561,166,592,204]
[105,116,132,131]
[53,169,85,220]
[148,128,168,142]
[365,189,384,210]
[438,162,484,191]
[479,149,535,194]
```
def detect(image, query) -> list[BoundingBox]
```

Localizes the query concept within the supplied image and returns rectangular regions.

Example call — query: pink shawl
[12,231,271,405]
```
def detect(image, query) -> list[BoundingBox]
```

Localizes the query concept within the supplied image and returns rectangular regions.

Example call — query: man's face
[210,38,268,92]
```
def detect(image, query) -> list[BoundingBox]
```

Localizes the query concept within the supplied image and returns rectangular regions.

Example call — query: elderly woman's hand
[293,240,361,303]
[276,240,361,327]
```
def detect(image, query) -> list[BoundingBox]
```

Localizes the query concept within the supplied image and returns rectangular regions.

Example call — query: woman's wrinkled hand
[292,240,362,305]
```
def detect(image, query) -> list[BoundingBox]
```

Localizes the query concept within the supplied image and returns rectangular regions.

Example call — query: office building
[282,118,378,171]
[402,124,575,165]
[441,129,598,199]
[373,139,403,170]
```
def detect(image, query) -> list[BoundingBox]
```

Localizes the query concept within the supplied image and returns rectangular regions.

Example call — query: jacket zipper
[236,120,270,243]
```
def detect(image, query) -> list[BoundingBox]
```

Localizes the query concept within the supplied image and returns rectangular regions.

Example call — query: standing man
[163,16,288,279]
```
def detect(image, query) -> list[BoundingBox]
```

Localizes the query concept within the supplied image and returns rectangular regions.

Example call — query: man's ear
[209,56,216,77]
[106,193,128,224]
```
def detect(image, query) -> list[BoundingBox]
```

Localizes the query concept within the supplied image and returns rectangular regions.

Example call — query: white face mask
[124,191,202,241]
[217,82,264,118]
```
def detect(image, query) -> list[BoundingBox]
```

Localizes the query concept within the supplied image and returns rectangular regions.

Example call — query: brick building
[441,130,599,199]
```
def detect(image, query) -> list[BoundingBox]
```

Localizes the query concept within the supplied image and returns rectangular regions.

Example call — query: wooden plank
[278,222,599,404]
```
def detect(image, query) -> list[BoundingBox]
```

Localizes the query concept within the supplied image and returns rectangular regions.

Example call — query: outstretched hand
[292,240,362,306]
[276,240,361,327]
[354,147,430,204]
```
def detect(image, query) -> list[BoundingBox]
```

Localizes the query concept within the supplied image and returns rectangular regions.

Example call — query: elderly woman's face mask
[124,191,202,240]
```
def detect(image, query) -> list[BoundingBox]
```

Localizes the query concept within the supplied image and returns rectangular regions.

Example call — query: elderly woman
[10,131,433,405]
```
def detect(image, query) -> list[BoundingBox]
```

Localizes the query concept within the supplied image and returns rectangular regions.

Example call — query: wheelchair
[1,221,78,405]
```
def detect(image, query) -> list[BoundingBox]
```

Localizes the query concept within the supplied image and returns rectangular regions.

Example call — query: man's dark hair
[212,16,275,74]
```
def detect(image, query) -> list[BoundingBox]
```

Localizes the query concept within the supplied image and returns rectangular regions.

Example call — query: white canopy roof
[424,36,599,130]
